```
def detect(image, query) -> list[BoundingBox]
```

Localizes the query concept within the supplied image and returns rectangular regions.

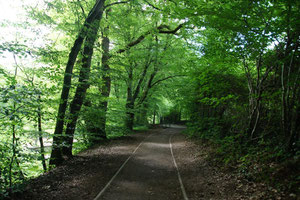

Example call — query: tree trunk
[96,33,111,140]
[50,0,106,166]
[125,61,134,132]
[9,111,24,192]
[281,63,288,137]
[125,105,135,131]
[62,11,103,157]
[37,95,47,172]
[125,56,152,131]
[136,103,149,126]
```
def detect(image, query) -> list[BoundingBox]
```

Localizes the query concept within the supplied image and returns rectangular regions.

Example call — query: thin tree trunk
[8,67,24,193]
[9,123,16,191]
[281,4,292,138]
[37,95,47,172]
[281,63,288,136]
[9,116,25,191]
[250,104,260,139]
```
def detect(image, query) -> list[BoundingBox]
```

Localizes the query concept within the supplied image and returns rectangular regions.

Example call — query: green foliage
[180,0,300,194]
[1,0,299,197]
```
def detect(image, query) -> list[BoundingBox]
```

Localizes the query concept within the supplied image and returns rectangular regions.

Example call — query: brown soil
[13,127,296,200]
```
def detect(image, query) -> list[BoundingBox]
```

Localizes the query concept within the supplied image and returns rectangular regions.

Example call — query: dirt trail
[18,127,287,200]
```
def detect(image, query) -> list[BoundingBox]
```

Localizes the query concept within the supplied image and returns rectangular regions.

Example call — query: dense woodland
[0,0,299,198]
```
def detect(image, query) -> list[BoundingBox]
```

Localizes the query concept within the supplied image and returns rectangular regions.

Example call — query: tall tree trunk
[62,11,103,157]
[281,2,292,139]
[95,32,111,140]
[50,0,106,166]
[9,107,25,193]
[283,33,299,150]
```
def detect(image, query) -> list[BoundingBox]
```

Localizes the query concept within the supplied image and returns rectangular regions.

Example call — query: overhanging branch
[158,23,184,34]
[151,75,186,87]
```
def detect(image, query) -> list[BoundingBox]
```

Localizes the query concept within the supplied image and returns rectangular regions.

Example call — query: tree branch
[151,75,185,87]
[143,0,162,11]
[158,23,184,34]
[104,1,130,10]
[116,23,184,54]
[132,56,152,101]
[137,68,158,105]
[117,34,149,54]
[77,0,86,18]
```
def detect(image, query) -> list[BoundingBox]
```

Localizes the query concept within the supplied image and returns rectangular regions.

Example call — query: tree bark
[93,30,111,140]
[125,101,135,131]
[50,0,106,166]
[62,10,103,157]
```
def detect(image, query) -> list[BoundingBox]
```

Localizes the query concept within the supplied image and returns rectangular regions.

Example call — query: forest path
[20,126,269,200]
[94,127,186,200]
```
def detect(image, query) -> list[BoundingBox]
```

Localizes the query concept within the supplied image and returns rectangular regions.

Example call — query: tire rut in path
[94,128,187,200]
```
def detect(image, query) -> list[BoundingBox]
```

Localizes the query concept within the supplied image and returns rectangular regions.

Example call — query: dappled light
[0,0,299,199]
